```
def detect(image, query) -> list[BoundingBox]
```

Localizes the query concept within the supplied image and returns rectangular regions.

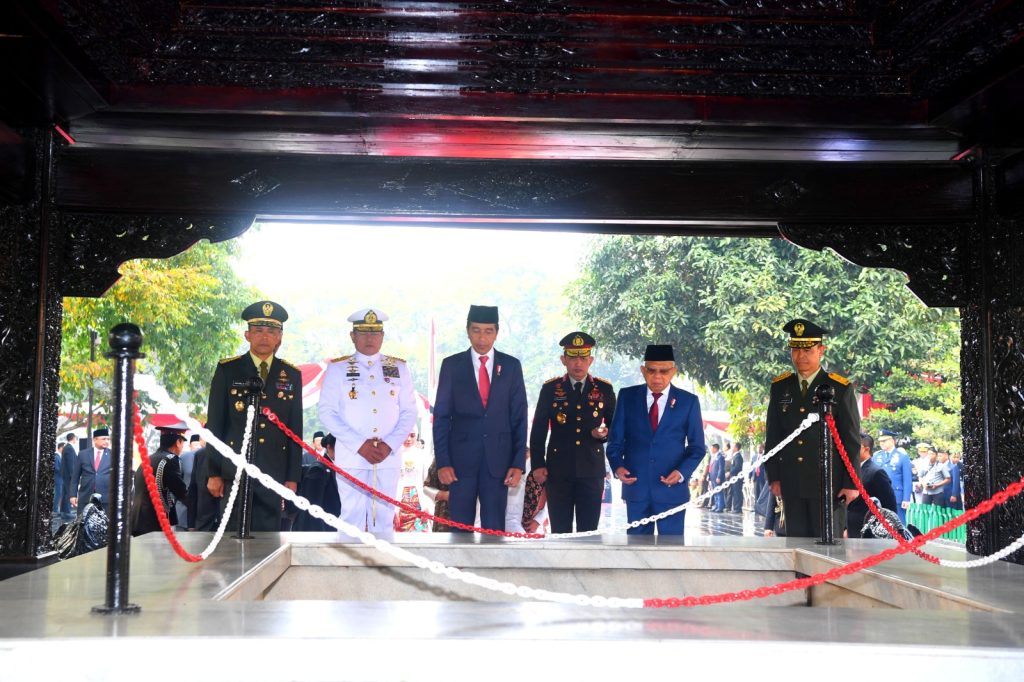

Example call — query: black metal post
[814,383,838,546]
[232,377,263,539]
[87,327,97,438]
[93,323,144,615]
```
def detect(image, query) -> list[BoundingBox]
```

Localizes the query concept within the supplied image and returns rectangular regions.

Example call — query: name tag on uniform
[276,381,293,392]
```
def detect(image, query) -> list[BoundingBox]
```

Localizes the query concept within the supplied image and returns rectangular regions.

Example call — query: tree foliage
[570,235,960,444]
[60,239,257,429]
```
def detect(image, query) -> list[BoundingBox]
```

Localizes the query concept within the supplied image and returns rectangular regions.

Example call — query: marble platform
[2,533,1023,681]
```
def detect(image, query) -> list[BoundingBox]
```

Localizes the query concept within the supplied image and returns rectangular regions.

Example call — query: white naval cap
[348,308,388,332]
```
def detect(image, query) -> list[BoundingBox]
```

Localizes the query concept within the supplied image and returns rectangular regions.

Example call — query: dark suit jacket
[764,370,859,500]
[187,445,220,531]
[293,463,341,532]
[70,445,111,511]
[432,349,528,478]
[530,375,616,479]
[606,384,706,504]
[60,443,78,507]
[847,457,898,536]
[131,451,190,536]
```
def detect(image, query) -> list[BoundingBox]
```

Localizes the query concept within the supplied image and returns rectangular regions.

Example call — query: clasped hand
[357,439,392,464]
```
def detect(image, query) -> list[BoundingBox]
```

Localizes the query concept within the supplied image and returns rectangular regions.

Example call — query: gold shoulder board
[771,371,793,384]
[279,358,300,370]
[218,354,243,365]
[384,354,406,364]
[828,372,851,386]
[543,376,561,385]
[330,355,353,363]
[593,376,613,385]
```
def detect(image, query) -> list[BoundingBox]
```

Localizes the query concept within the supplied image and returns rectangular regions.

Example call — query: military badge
[593,410,599,418]
[383,365,400,379]
[263,302,274,317]
[234,400,245,412]
[496,364,502,377]
[277,391,284,398]
[794,322,805,337]
[348,387,357,400]
[556,413,567,425]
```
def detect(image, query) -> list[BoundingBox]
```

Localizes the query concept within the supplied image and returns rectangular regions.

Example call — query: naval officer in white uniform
[318,308,418,540]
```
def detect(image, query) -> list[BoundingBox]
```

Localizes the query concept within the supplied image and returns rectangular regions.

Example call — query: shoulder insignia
[330,355,353,363]
[279,358,300,371]
[543,376,562,385]
[771,371,793,384]
[384,354,406,364]
[592,375,613,385]
[828,372,851,386]
[218,354,244,365]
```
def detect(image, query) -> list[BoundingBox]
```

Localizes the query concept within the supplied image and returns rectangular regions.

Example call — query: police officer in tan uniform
[764,319,860,538]
[529,332,616,534]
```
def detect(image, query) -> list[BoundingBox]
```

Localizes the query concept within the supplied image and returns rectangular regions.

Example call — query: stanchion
[233,377,263,539]
[92,323,144,615]
[814,382,838,546]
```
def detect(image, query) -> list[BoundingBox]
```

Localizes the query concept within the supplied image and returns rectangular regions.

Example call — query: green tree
[570,235,960,443]
[60,240,257,429]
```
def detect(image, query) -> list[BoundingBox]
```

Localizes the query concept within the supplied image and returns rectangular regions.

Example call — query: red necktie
[649,392,662,431]
[478,356,490,409]
[94,448,103,471]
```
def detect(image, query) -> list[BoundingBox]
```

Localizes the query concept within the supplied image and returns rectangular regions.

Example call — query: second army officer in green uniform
[206,301,304,532]
[764,319,860,538]
[529,332,616,534]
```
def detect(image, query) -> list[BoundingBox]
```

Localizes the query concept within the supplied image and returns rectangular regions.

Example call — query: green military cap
[783,318,829,348]
[559,331,595,357]
[242,300,288,329]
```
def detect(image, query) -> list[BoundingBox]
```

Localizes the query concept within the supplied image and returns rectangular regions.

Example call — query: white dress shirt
[471,348,495,388]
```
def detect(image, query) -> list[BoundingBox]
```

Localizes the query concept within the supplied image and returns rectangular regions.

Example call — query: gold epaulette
[771,371,793,384]
[543,375,562,385]
[218,354,244,365]
[592,375,613,385]
[384,354,406,364]
[828,372,851,386]
[279,358,300,371]
[330,354,353,363]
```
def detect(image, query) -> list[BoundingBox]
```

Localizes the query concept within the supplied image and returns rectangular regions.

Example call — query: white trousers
[334,466,400,542]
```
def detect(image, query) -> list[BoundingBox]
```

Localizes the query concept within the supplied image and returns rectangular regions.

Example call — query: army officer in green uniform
[764,319,860,538]
[206,300,304,532]
[529,332,616,533]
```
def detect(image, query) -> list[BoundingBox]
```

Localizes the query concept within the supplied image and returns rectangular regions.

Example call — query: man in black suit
[529,332,616,534]
[726,442,744,512]
[69,427,111,514]
[131,421,191,536]
[764,319,860,538]
[846,433,898,537]
[433,305,528,531]
[205,300,304,533]
[58,432,77,522]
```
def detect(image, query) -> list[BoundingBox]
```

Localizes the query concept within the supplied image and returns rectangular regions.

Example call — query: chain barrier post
[814,382,838,546]
[93,323,144,615]
[232,377,263,539]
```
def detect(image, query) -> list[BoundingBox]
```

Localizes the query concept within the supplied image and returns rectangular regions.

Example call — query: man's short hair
[65,433,76,442]
[861,433,874,451]
[710,443,720,451]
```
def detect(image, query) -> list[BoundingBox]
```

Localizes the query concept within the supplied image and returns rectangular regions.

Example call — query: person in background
[395,431,430,533]
[423,459,452,533]
[131,422,191,536]
[846,433,898,538]
[918,444,950,506]
[293,434,342,532]
[948,452,964,510]
[70,427,112,514]
[872,430,914,523]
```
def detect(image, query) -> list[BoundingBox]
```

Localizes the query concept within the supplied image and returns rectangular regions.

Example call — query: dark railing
[93,323,143,614]
[814,382,838,546]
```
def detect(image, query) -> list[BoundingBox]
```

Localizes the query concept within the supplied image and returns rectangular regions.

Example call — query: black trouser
[780,496,846,539]
[922,492,947,507]
[546,475,604,533]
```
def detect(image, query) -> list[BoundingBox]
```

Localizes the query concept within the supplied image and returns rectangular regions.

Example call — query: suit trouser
[625,500,685,536]
[334,466,400,541]
[546,475,603,533]
[780,496,846,538]
[449,465,508,532]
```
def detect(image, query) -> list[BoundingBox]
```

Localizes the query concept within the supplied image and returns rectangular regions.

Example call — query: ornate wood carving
[61,213,255,297]
[779,223,966,307]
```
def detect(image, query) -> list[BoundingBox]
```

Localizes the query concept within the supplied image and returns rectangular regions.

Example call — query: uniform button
[797,440,804,445]
[575,440,581,445]
[372,428,378,433]
[576,428,581,433]
[370,375,375,380]
[372,390,376,396]
[260,423,266,429]
[368,361,374,366]
[576,405,581,410]
[259,438,265,444]
[797,457,803,462]
[799,407,806,413]
[576,416,582,422]
[372,409,378,414]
